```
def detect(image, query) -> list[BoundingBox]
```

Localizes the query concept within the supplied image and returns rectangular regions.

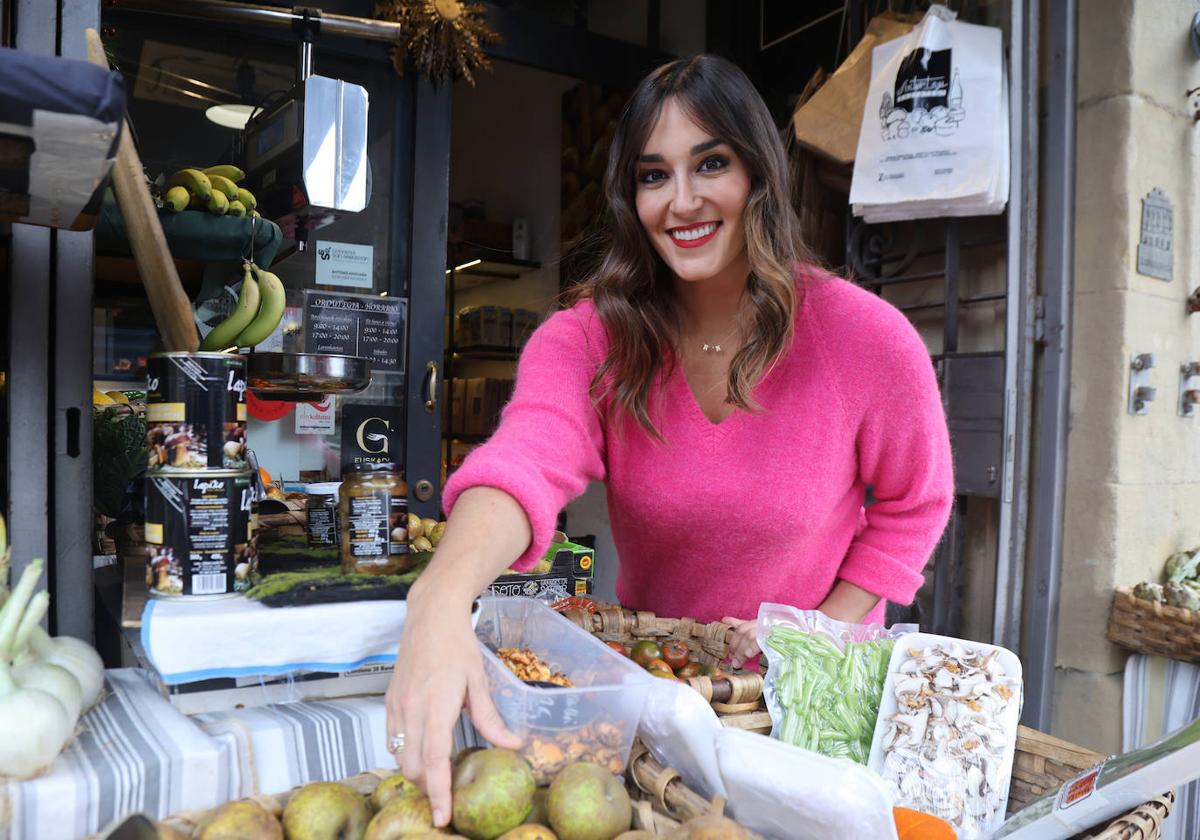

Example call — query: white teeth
[670,222,717,241]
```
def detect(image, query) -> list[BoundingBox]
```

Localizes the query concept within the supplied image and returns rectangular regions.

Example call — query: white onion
[0,661,73,780]
[13,660,83,719]
[27,628,105,711]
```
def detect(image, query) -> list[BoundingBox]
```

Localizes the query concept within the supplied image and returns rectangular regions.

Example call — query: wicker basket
[1107,586,1200,664]
[1009,725,1173,839]
[562,603,771,732]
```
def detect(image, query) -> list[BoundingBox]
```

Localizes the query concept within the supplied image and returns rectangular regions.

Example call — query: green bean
[766,626,894,765]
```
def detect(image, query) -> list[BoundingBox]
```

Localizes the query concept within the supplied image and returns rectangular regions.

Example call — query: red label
[247,390,294,421]
[1061,768,1100,808]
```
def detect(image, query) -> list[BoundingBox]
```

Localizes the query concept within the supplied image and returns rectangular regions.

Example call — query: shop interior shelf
[449,255,541,289]
[448,347,521,362]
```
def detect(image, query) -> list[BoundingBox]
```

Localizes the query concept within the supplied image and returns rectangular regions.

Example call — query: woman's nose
[669,175,702,215]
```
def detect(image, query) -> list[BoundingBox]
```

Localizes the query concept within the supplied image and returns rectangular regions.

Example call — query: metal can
[144,469,256,598]
[146,351,247,472]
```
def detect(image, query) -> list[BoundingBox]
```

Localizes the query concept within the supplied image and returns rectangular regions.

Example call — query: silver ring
[387,733,405,754]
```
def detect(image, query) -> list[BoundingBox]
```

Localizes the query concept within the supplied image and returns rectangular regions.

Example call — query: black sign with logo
[894,48,952,112]
[303,290,407,372]
[340,403,406,472]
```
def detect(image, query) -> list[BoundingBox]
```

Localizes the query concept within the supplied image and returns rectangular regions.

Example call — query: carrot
[893,807,956,840]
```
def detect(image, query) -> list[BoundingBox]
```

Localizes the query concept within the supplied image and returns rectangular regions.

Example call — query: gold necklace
[699,327,739,354]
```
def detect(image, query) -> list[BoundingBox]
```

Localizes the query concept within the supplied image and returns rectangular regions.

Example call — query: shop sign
[295,394,336,435]
[340,403,405,472]
[303,290,406,371]
[314,240,374,289]
[1137,188,1173,281]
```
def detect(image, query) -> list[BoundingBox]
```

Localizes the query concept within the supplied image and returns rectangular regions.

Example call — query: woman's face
[634,97,752,286]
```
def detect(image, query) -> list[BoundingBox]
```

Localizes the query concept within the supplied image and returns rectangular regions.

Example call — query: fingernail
[433,809,445,826]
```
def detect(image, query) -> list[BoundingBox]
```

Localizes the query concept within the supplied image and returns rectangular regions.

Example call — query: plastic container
[474,596,650,784]
[867,631,1023,839]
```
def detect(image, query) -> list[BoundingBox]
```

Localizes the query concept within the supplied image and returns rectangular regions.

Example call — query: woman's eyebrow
[638,138,723,164]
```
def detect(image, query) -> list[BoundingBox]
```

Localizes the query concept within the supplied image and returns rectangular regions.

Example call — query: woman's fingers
[466,667,522,750]
[383,676,406,768]
[722,617,759,668]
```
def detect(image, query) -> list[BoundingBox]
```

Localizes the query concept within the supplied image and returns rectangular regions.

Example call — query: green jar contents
[338,463,410,574]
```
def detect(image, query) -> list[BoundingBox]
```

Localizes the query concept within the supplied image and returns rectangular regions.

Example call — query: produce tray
[136,742,763,839]
[1106,586,1200,664]
[1008,726,1173,839]
[562,603,770,732]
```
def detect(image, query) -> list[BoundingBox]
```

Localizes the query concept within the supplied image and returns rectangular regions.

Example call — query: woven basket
[1107,586,1200,664]
[1009,725,1173,839]
[149,747,762,839]
[562,603,771,732]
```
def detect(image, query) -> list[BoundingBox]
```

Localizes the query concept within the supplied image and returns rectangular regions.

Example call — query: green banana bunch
[235,188,257,211]
[235,263,287,348]
[227,199,247,218]
[200,264,261,351]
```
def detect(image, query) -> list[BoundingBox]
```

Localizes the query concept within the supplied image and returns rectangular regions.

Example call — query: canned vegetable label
[146,352,247,472]
[346,492,409,559]
[144,471,256,598]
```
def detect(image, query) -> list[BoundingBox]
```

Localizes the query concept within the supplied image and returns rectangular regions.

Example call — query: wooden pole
[85,28,199,351]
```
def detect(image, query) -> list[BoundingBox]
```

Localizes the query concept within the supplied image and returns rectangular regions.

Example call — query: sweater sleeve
[831,291,954,605]
[442,303,608,571]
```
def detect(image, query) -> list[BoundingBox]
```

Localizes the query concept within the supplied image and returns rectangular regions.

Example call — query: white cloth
[142,596,408,685]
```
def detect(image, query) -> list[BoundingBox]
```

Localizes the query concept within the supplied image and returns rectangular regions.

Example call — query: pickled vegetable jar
[338,463,409,574]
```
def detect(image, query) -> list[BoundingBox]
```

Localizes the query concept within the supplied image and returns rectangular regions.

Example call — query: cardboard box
[487,540,594,599]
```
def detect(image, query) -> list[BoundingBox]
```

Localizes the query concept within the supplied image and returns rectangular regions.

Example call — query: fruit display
[151,748,652,840]
[199,260,287,352]
[161,165,261,219]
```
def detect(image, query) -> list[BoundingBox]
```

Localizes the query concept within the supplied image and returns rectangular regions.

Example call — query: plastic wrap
[757,603,914,764]
[716,727,898,840]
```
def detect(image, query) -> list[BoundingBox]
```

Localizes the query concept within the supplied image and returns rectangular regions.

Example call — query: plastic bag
[757,603,915,764]
[848,4,1008,221]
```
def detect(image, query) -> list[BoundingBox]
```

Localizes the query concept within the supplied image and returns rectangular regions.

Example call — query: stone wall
[1054,0,1200,753]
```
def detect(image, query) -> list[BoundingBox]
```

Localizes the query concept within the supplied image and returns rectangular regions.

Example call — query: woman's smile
[668,220,722,248]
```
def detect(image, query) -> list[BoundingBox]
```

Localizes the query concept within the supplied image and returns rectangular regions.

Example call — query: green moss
[245,552,433,602]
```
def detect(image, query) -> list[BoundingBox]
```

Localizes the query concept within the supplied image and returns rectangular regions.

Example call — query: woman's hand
[385,583,521,828]
[721,616,761,668]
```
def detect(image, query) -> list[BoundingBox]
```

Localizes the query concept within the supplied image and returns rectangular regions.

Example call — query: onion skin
[29,627,105,711]
[0,661,73,780]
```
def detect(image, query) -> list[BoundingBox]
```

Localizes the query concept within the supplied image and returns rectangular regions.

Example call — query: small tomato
[605,641,629,657]
[630,640,663,668]
[660,639,689,671]
[676,660,702,679]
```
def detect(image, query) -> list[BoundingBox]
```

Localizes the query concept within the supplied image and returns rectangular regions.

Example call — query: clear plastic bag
[757,602,915,764]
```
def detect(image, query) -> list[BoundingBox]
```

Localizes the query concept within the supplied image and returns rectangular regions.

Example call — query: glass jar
[305,482,341,551]
[338,463,409,574]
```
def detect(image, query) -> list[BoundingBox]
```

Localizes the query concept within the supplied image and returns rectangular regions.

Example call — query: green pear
[196,799,282,840]
[547,763,631,840]
[364,793,434,840]
[369,773,422,811]
[282,782,371,840]
[499,826,557,839]
[451,748,536,840]
[522,788,550,827]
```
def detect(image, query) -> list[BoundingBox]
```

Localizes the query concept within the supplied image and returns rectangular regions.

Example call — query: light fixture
[445,258,482,275]
[204,104,258,130]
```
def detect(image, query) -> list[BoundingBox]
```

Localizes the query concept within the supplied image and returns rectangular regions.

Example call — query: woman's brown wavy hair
[566,54,813,440]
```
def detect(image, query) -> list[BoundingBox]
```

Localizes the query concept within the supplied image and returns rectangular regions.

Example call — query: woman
[388,54,953,827]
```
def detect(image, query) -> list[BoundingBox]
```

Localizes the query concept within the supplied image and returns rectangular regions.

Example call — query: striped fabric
[1123,654,1200,840]
[0,669,228,840]
[194,696,483,798]
[0,669,485,839]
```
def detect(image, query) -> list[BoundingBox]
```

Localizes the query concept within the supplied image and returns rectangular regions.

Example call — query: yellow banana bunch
[163,166,258,217]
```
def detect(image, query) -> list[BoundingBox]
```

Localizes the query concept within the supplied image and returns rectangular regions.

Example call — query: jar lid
[304,481,342,496]
[343,462,401,475]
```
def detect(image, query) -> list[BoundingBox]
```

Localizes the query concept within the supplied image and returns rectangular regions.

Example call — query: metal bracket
[1128,352,1157,415]
[1180,362,1200,417]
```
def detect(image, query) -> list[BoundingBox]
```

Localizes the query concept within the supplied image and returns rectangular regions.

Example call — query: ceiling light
[204,104,258,130]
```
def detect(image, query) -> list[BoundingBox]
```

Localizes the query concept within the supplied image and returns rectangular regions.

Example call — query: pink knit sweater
[443,273,954,627]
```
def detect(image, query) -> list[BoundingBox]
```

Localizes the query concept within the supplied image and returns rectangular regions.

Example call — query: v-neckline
[673,358,740,429]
